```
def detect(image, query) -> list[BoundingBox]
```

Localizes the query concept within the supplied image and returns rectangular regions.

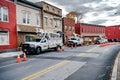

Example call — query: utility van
[22,32,63,54]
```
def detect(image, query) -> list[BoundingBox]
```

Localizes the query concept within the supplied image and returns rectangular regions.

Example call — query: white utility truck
[22,32,63,54]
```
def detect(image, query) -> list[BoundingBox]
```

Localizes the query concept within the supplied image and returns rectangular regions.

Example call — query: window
[53,8,55,12]
[0,31,9,45]
[23,11,30,24]
[55,20,57,28]
[44,17,48,27]
[46,6,49,11]
[50,18,53,27]
[0,7,8,22]
[64,26,67,30]
[55,20,60,28]
[36,15,40,26]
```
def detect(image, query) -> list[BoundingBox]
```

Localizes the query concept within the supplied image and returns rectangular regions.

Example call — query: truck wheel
[54,47,58,51]
[36,47,41,55]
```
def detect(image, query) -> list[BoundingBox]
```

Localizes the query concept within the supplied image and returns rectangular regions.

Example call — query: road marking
[76,53,99,58]
[34,61,86,80]
[0,58,36,69]
[87,46,98,52]
[22,60,70,80]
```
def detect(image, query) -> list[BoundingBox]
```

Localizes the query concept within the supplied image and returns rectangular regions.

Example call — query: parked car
[95,37,108,44]
[67,37,83,46]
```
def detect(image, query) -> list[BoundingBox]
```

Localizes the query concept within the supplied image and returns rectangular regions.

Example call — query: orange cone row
[16,52,27,63]
[57,46,65,53]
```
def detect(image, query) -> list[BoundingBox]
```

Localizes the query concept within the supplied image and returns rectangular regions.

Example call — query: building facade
[0,0,17,52]
[15,0,42,47]
[62,18,75,44]
[105,25,120,42]
[75,23,105,43]
[36,1,62,33]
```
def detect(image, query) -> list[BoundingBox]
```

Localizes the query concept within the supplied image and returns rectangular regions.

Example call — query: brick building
[62,18,75,44]
[105,25,120,42]
[75,23,105,43]
[0,0,17,52]
[36,1,62,33]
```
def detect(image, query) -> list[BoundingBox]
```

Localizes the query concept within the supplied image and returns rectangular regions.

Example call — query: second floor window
[50,18,53,27]
[0,7,8,22]
[23,12,30,25]
[44,17,48,27]
[36,15,40,26]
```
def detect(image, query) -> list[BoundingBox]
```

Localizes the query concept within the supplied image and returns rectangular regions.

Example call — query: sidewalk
[117,52,120,80]
[0,51,23,59]
[111,52,120,80]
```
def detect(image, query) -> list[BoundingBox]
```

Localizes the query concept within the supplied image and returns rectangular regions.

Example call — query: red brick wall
[62,18,75,43]
[105,25,120,41]
[0,0,17,51]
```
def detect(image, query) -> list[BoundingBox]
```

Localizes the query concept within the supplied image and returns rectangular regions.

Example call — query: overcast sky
[28,0,120,26]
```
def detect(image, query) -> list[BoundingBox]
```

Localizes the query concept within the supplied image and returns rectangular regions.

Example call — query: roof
[16,0,42,9]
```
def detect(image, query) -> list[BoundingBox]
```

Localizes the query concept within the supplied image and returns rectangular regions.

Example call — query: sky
[28,0,120,26]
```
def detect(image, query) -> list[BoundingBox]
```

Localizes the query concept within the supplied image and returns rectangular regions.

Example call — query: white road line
[0,58,36,69]
[87,46,98,52]
[77,53,100,58]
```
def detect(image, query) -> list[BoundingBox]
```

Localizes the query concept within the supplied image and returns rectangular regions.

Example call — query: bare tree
[66,11,84,23]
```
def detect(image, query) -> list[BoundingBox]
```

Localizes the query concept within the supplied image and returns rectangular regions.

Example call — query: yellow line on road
[22,60,69,80]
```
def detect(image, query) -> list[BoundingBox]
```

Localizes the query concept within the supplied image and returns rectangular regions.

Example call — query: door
[41,39,48,50]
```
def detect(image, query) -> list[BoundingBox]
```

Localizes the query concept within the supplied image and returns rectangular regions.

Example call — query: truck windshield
[36,39,41,42]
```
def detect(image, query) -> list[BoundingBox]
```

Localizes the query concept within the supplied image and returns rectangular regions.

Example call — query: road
[0,44,120,80]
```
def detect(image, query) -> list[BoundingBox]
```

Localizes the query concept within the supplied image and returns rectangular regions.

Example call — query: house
[75,23,105,43]
[36,1,62,33]
[105,25,120,42]
[15,0,42,47]
[62,17,75,44]
[0,0,17,52]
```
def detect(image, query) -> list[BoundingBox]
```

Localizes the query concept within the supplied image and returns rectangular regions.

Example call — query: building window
[24,35,36,42]
[44,17,48,27]
[36,15,40,26]
[0,31,9,45]
[53,8,55,12]
[23,12,30,25]
[55,20,60,28]
[64,26,67,31]
[72,26,74,31]
[0,7,8,22]
[50,18,53,27]
[46,6,49,11]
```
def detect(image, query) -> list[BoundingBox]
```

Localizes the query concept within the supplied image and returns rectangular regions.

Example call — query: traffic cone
[74,44,77,48]
[71,45,73,49]
[57,47,61,53]
[62,46,65,51]
[16,54,21,63]
[23,52,27,61]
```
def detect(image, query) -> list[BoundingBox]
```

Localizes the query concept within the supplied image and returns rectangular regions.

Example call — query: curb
[111,52,119,80]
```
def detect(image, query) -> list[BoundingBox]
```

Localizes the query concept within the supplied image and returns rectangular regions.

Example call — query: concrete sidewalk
[0,51,23,59]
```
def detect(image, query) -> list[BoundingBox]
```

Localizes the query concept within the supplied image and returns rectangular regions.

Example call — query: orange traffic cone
[16,54,21,63]
[71,44,73,49]
[62,46,65,51]
[57,47,61,53]
[23,52,27,61]
[74,44,77,48]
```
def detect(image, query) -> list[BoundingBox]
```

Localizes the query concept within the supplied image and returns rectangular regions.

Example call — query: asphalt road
[0,44,120,80]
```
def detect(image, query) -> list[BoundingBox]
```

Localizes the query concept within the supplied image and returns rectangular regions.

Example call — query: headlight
[30,44,35,47]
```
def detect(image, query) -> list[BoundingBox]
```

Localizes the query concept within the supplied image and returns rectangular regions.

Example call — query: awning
[57,31,66,34]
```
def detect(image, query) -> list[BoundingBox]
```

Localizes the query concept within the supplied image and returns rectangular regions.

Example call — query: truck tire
[36,47,41,55]
[54,47,58,51]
